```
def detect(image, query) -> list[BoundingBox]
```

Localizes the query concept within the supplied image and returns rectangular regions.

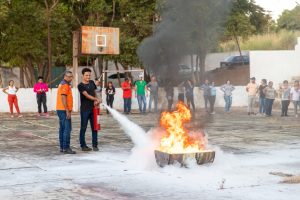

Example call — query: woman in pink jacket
[33,76,49,116]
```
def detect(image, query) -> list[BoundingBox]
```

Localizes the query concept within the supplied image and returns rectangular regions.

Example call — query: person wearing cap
[122,77,132,114]
[246,77,259,115]
[135,74,148,114]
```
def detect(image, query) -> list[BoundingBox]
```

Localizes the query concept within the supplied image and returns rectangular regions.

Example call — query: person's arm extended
[2,87,8,94]
[61,95,71,119]
[82,91,99,102]
[15,87,19,92]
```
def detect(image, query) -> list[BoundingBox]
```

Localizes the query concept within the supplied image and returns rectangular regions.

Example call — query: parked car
[220,55,249,68]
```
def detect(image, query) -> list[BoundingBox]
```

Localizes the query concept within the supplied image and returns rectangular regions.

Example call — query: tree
[277,5,300,31]
[224,0,272,55]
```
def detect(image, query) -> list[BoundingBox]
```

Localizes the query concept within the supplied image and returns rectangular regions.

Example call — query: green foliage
[277,5,300,31]
[225,0,272,40]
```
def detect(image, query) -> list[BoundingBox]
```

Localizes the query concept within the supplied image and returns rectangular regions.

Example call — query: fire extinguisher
[93,106,101,131]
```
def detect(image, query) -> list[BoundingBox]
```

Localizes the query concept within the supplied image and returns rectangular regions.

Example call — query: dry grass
[219,31,300,52]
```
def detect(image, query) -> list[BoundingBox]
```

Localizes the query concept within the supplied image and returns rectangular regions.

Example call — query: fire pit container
[154,150,215,167]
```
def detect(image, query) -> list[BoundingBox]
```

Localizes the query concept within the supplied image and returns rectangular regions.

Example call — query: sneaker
[81,146,92,151]
[248,112,251,115]
[37,113,41,117]
[93,146,99,151]
[10,115,14,118]
[44,113,49,117]
[18,114,23,118]
[63,148,76,154]
[210,112,215,115]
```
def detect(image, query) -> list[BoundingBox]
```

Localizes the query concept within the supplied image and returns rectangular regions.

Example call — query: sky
[255,0,300,20]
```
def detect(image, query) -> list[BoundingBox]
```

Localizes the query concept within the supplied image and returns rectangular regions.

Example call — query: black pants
[265,98,274,116]
[281,100,290,116]
[204,95,209,111]
[37,93,47,113]
[106,95,114,113]
[186,95,195,111]
[209,95,216,113]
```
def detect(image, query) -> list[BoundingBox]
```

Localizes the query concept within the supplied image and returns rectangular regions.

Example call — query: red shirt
[122,81,132,98]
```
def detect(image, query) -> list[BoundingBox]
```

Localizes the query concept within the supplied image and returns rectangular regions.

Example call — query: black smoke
[138,0,231,85]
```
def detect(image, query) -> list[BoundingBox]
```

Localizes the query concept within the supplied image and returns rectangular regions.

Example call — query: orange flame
[159,102,206,154]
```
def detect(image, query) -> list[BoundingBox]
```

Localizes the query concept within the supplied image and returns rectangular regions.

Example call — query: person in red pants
[2,80,22,118]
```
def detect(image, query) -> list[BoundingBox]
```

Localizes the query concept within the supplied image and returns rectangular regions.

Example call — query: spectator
[2,80,22,118]
[258,79,267,115]
[135,74,147,114]
[105,81,116,114]
[280,80,291,117]
[209,81,217,114]
[185,80,195,112]
[264,81,276,117]
[246,77,258,115]
[200,79,210,112]
[77,68,101,152]
[122,78,132,114]
[33,76,49,117]
[94,78,102,100]
[177,82,185,103]
[147,76,159,113]
[56,71,75,154]
[221,80,235,113]
[165,81,174,111]
[290,80,300,118]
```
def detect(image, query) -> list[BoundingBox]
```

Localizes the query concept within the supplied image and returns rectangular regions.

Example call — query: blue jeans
[57,110,72,150]
[137,95,147,113]
[79,109,98,148]
[149,94,158,112]
[259,97,266,114]
[124,98,131,113]
[265,98,274,116]
[224,95,232,112]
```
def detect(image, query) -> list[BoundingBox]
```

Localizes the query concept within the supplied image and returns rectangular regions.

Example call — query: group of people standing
[247,77,300,117]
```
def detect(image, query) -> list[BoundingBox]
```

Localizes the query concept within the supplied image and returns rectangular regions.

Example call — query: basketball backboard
[81,26,120,55]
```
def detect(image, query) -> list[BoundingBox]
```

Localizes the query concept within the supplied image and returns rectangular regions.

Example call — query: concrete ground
[0,108,300,200]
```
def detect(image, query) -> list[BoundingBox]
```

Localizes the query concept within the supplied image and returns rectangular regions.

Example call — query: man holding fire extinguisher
[78,68,101,152]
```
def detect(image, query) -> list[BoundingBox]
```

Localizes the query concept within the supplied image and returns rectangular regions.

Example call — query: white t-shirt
[7,86,17,95]
[290,87,300,101]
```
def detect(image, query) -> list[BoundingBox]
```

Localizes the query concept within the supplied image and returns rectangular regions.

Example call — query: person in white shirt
[290,80,300,117]
[2,80,22,118]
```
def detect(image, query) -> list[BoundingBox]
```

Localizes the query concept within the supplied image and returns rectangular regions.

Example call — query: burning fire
[158,102,206,154]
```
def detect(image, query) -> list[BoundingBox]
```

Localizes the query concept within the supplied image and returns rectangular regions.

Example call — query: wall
[0,87,249,113]
[250,38,300,87]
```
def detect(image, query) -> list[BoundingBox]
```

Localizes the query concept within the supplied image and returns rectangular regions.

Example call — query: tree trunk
[234,33,242,57]
[20,66,25,88]
[47,16,52,83]
[0,68,3,88]
[199,53,206,84]
[104,59,108,87]
[97,56,104,86]
[195,55,200,85]
[191,54,195,83]
[114,60,121,87]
